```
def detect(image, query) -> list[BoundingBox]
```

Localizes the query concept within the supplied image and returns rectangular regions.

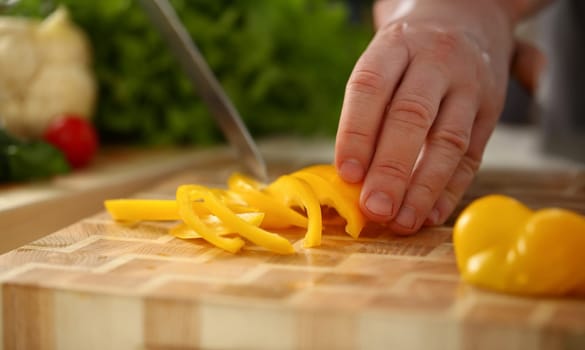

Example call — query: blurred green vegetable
[11,0,371,145]
[0,128,70,182]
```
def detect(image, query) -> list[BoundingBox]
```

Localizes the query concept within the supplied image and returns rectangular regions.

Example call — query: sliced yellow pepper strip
[454,194,585,296]
[169,212,265,239]
[228,173,308,229]
[268,175,322,248]
[292,165,365,238]
[105,194,255,222]
[227,172,264,190]
[177,185,245,253]
[105,199,181,221]
[189,185,295,254]
[190,188,257,214]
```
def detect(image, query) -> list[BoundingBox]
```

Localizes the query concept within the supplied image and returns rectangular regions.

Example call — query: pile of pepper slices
[105,164,366,254]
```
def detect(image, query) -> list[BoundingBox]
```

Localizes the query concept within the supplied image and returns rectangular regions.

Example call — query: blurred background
[1,0,583,180]
[501,0,585,163]
[5,0,374,146]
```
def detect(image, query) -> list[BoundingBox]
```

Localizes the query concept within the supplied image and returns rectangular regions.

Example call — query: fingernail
[395,205,417,229]
[339,159,364,183]
[365,192,393,216]
[427,208,440,225]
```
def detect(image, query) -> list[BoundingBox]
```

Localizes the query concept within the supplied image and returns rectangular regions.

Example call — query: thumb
[511,39,547,95]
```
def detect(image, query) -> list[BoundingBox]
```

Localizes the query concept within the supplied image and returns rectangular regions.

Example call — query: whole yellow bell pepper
[454,194,585,296]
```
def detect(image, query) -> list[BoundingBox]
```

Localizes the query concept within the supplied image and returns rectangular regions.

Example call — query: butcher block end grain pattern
[0,166,584,350]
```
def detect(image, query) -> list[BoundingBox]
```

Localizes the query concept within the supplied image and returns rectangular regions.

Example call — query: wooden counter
[0,152,583,350]
[0,146,229,254]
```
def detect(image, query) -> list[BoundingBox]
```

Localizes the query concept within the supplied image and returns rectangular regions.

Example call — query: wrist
[371,0,517,64]
[373,0,553,28]
[373,0,516,29]
[497,0,554,22]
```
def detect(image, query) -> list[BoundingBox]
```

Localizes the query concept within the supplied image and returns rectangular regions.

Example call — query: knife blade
[139,0,268,182]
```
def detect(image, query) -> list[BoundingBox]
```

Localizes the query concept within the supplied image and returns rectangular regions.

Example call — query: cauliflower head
[0,6,96,138]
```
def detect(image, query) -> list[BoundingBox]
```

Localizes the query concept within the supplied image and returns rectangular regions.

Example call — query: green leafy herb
[11,0,371,145]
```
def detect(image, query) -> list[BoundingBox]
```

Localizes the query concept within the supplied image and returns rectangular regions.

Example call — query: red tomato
[43,115,99,168]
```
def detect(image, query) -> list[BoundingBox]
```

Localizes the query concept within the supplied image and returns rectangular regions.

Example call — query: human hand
[335,0,520,234]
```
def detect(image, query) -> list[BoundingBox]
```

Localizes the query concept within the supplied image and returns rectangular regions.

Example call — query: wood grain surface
[0,161,583,350]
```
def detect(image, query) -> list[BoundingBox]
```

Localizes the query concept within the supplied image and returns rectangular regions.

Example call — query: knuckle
[440,154,482,221]
[442,188,460,213]
[390,94,436,130]
[378,21,407,44]
[371,159,411,182]
[459,153,481,177]
[448,157,481,201]
[441,187,465,224]
[430,127,470,155]
[461,80,482,97]
[435,192,458,226]
[339,128,370,139]
[338,128,372,146]
[430,30,463,61]
[434,31,461,51]
[346,69,386,96]
[411,180,438,198]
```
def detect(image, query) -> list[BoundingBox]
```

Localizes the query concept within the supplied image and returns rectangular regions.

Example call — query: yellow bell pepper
[292,165,365,238]
[454,194,585,296]
[104,199,181,221]
[169,212,265,239]
[105,164,371,254]
[184,185,295,254]
[177,185,245,254]
[228,173,308,229]
[104,195,254,222]
[267,175,323,248]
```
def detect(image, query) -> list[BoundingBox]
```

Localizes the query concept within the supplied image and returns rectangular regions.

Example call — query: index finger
[335,24,410,183]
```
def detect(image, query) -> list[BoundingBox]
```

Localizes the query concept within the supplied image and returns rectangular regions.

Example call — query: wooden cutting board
[0,160,584,349]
